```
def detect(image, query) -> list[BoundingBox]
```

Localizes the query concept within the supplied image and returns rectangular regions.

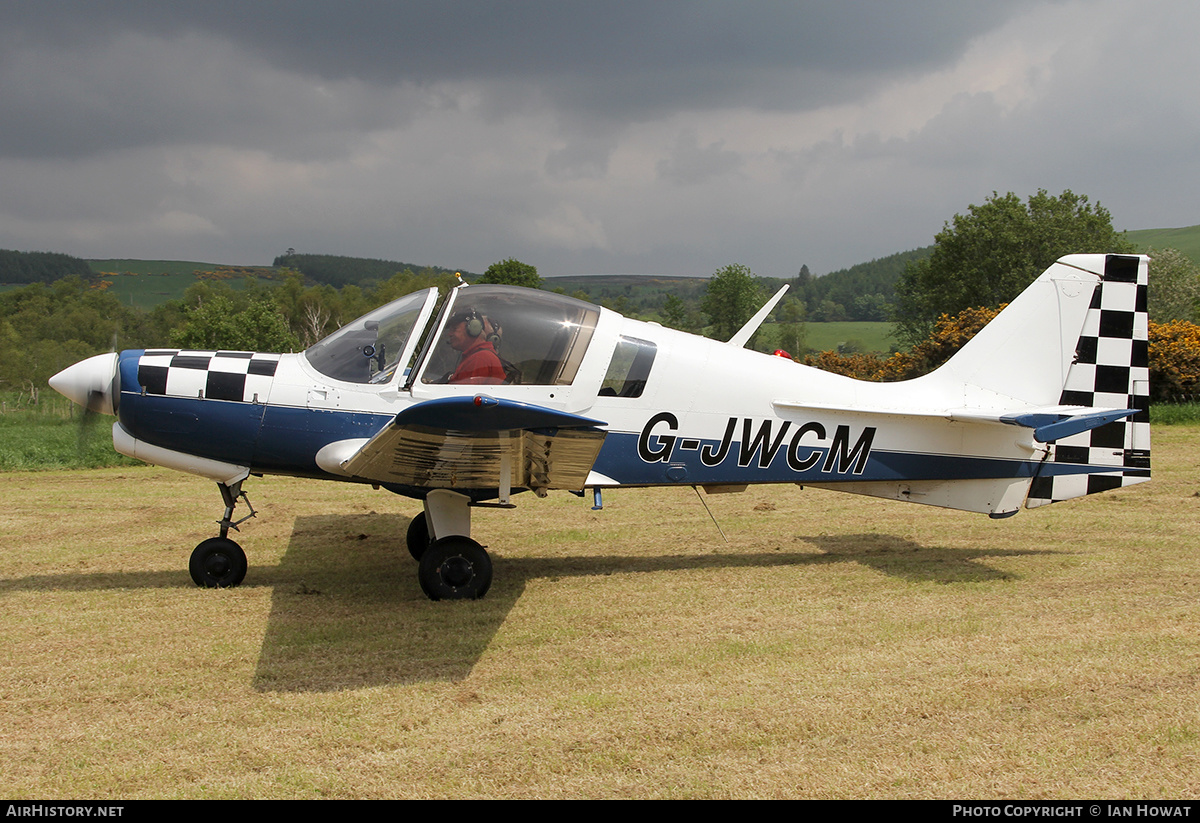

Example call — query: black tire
[406,511,431,561]
[418,536,492,601]
[189,537,248,588]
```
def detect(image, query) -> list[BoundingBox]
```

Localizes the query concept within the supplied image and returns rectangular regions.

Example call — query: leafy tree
[0,277,139,401]
[852,293,890,322]
[775,296,806,356]
[701,263,763,342]
[480,258,542,289]
[811,298,847,323]
[894,190,1134,347]
[660,293,689,330]
[172,295,299,352]
[1147,248,1200,323]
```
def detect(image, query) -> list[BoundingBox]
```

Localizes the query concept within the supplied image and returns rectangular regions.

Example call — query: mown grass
[1,428,1199,798]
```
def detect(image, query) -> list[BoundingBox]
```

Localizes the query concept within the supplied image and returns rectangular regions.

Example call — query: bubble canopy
[416,285,601,387]
[302,285,603,389]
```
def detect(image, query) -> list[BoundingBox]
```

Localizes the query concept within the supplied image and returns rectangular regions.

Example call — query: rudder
[1026,254,1150,507]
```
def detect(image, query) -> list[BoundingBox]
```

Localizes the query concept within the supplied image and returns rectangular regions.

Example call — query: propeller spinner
[49,352,120,416]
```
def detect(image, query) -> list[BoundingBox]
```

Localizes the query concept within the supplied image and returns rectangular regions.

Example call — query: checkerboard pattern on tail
[137,350,281,403]
[1026,255,1151,507]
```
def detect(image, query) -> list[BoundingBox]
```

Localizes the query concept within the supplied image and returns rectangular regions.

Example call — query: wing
[317,395,608,496]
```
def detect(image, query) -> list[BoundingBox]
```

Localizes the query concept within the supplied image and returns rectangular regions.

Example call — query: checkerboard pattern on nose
[1026,255,1151,508]
[137,349,281,403]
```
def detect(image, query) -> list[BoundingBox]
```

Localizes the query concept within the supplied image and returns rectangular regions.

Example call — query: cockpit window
[418,286,601,387]
[600,336,656,398]
[304,288,436,384]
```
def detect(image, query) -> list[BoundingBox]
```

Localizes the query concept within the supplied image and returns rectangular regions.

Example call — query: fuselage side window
[600,336,656,398]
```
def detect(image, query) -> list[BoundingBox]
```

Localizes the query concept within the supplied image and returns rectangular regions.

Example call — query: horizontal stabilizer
[1000,407,1138,443]
[774,400,1137,443]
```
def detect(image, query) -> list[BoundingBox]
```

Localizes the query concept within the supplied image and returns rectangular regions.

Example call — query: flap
[333,396,608,492]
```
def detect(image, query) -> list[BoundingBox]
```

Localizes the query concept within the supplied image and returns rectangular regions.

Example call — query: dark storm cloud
[0,1,1035,159]
[1,1,1028,80]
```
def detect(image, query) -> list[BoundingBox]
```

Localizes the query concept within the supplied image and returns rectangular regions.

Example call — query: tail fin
[1025,254,1150,506]
[922,254,1122,406]
[779,254,1150,516]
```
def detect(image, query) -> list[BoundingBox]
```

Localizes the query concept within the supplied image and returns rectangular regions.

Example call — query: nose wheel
[189,479,255,588]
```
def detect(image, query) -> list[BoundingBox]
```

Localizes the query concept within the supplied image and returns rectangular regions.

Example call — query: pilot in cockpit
[443,307,506,385]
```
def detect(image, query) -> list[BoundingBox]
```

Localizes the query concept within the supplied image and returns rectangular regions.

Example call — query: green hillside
[88,259,274,309]
[1125,225,1200,264]
[43,226,1200,320]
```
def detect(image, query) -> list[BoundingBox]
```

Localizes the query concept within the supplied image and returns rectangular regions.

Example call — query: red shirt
[450,338,505,384]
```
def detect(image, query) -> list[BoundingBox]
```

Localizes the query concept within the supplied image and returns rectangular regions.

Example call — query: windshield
[304,288,436,384]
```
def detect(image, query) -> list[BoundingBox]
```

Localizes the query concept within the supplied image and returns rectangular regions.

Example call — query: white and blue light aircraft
[49,254,1150,600]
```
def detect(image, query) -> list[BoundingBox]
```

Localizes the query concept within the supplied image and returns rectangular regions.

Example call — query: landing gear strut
[189,479,255,588]
[412,489,493,601]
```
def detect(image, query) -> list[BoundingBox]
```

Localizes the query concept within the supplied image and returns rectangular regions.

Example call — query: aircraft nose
[48,352,120,416]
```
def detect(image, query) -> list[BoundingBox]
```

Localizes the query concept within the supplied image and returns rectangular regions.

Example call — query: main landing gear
[189,480,255,588]
[185,482,490,601]
[406,489,493,601]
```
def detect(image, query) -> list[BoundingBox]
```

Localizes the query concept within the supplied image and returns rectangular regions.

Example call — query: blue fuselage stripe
[592,431,1112,486]
[118,391,390,477]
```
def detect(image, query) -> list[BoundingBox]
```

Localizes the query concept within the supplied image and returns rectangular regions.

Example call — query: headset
[461,308,484,338]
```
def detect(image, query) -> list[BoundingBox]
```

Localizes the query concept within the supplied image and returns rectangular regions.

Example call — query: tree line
[4,190,1199,405]
[0,250,94,285]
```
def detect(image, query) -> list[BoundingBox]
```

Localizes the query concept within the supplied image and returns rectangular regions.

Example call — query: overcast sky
[0,1,1195,278]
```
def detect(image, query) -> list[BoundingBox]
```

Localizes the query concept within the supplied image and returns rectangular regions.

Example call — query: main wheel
[189,537,248,588]
[418,536,492,601]
[406,511,431,561]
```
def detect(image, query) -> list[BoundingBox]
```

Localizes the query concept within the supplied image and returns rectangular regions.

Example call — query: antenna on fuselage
[727,284,789,348]
[692,486,729,543]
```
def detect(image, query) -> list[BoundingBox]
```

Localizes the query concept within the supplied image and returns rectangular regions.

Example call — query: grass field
[2,428,1198,798]
[747,320,895,355]
[797,320,895,354]
[0,396,139,471]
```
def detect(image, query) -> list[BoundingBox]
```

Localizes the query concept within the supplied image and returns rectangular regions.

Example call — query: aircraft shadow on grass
[249,514,1054,692]
[0,513,1058,692]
